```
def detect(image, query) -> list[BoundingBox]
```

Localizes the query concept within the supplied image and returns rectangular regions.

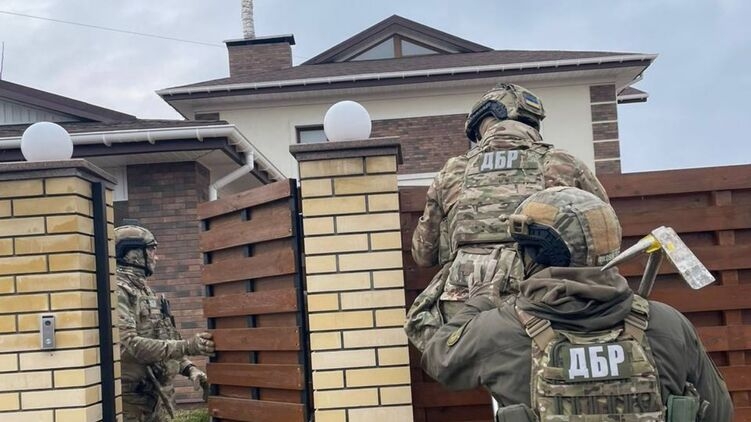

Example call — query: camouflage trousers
[122,380,176,422]
[405,244,522,351]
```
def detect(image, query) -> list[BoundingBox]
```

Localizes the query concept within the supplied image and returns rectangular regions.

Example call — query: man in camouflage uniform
[421,187,732,421]
[116,225,215,421]
[406,83,608,351]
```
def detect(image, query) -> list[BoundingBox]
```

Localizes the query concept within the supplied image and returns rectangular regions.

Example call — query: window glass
[297,127,327,143]
[351,38,395,61]
[401,39,439,57]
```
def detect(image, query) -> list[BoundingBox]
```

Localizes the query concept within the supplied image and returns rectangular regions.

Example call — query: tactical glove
[182,332,215,356]
[187,366,207,389]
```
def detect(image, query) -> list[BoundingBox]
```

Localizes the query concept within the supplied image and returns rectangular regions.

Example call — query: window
[296,125,327,144]
[350,35,442,61]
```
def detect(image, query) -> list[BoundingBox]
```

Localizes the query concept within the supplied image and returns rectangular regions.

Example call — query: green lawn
[174,409,209,422]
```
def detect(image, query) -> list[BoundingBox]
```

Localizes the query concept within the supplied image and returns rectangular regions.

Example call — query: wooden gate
[400,186,492,422]
[401,164,751,422]
[197,180,311,422]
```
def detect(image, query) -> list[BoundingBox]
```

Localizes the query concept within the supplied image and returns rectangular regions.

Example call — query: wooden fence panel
[401,165,751,422]
[198,180,310,422]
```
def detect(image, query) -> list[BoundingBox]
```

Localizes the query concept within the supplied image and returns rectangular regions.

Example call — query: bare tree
[241,0,255,39]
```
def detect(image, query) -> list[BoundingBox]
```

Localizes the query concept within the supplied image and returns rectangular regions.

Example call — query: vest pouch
[667,394,699,422]
[441,247,500,302]
[495,404,537,422]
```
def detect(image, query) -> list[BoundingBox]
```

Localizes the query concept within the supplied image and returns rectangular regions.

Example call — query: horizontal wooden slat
[213,327,300,351]
[208,396,304,422]
[721,365,751,391]
[198,179,292,220]
[697,326,751,352]
[201,209,293,252]
[600,164,751,198]
[203,247,296,285]
[208,362,303,390]
[412,382,490,407]
[204,289,298,318]
[649,285,751,313]
[424,405,494,422]
[617,244,750,276]
[734,406,751,422]
[617,205,751,237]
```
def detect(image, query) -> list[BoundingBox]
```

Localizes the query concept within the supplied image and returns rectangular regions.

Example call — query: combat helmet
[508,186,620,267]
[465,83,546,142]
[114,224,158,275]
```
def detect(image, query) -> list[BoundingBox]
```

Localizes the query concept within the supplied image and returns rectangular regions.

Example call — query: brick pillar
[290,139,414,422]
[0,160,121,422]
[590,84,622,174]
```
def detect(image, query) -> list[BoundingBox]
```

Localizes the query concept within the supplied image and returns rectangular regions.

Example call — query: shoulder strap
[515,307,556,350]
[624,295,650,342]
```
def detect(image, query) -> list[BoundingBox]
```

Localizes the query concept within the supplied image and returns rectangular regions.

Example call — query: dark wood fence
[401,164,751,422]
[198,180,310,422]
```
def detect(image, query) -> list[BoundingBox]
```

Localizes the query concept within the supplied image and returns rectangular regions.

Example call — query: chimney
[225,35,296,78]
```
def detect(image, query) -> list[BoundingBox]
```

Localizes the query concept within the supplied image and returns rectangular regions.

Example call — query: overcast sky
[0,0,748,173]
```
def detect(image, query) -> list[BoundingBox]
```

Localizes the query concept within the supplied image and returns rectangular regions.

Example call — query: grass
[173,408,209,422]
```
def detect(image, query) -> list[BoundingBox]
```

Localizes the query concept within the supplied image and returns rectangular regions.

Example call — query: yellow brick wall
[299,154,414,422]
[0,173,121,421]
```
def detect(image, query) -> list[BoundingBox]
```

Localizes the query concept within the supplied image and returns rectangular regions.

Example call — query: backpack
[516,295,665,421]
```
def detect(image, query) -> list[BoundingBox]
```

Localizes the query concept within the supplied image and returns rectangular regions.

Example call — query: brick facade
[0,161,121,421]
[590,84,622,174]
[292,139,414,422]
[371,114,468,175]
[119,161,210,403]
[227,39,293,78]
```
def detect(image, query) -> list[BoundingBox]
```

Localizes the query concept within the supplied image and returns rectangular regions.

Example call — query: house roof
[0,80,136,123]
[617,86,649,104]
[0,118,227,138]
[159,14,655,99]
[303,15,491,64]
[169,49,648,90]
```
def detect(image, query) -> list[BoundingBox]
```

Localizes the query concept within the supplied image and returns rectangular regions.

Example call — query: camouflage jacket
[117,266,193,385]
[421,267,733,422]
[411,120,608,268]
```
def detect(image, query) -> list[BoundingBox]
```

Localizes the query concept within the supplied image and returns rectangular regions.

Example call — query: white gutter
[209,150,253,201]
[617,92,649,102]
[0,124,285,184]
[157,54,658,96]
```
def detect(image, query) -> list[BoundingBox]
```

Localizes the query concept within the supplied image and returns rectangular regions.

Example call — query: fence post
[290,138,415,422]
[0,160,120,422]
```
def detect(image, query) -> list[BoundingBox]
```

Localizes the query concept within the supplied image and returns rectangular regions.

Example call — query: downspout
[209,150,255,200]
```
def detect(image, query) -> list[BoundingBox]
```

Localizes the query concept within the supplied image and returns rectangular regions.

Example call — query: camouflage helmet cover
[465,82,546,142]
[114,225,157,258]
[509,186,621,267]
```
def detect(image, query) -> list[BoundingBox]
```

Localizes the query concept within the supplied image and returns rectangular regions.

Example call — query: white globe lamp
[323,100,372,142]
[20,122,73,161]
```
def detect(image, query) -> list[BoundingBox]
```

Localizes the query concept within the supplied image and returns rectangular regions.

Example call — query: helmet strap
[116,248,153,277]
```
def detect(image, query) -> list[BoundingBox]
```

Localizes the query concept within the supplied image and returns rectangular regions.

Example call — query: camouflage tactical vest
[516,296,665,421]
[447,142,548,255]
[119,278,181,382]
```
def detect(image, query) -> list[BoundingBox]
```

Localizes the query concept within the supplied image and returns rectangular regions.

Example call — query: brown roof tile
[0,119,228,138]
[170,49,644,90]
[0,80,136,122]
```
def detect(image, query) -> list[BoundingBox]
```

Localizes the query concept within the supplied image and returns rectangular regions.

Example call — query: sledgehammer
[601,226,715,297]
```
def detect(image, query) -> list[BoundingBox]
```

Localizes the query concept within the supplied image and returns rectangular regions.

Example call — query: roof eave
[0,124,284,181]
[157,53,657,99]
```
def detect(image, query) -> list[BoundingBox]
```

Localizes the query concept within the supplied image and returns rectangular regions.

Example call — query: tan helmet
[508,187,621,267]
[114,225,158,275]
[465,83,546,142]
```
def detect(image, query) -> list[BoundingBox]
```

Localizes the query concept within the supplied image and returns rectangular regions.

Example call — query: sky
[0,0,749,173]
